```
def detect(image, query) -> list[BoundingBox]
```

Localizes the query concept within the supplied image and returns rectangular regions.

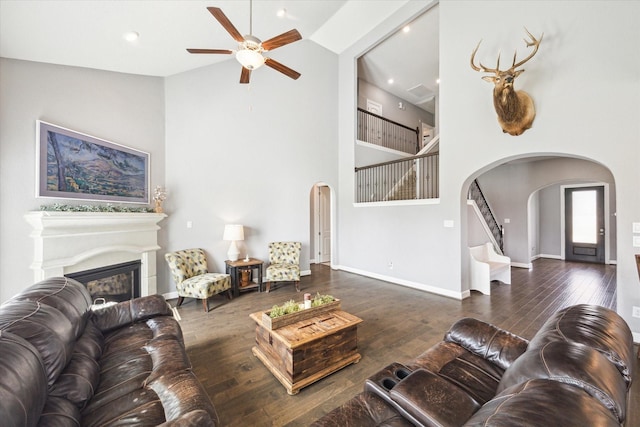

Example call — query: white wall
[161,40,338,294]
[0,58,165,302]
[539,184,562,258]
[337,1,640,335]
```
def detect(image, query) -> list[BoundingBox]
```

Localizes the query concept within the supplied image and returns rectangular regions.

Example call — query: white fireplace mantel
[25,211,167,297]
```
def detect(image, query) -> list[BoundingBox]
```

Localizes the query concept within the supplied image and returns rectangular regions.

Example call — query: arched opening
[462,154,616,297]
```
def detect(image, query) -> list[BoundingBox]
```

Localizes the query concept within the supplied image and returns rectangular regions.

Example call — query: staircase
[468,179,504,254]
[386,168,417,200]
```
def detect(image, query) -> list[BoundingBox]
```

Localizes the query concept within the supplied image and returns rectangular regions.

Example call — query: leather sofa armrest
[91,294,171,333]
[445,317,528,370]
[389,369,480,427]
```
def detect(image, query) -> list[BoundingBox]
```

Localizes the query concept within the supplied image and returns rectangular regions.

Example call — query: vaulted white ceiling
[0,0,438,111]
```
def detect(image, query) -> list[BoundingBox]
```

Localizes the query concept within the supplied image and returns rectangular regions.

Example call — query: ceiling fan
[187,1,302,84]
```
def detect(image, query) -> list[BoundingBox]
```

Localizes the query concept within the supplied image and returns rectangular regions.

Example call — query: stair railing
[355,152,439,202]
[468,179,504,252]
[357,108,420,154]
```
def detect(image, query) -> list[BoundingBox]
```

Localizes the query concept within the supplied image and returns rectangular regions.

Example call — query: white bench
[469,243,511,295]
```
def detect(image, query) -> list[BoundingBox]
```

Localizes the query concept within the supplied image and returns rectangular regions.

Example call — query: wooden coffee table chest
[249,309,362,395]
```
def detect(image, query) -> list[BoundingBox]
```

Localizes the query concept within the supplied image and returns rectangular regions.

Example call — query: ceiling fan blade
[261,29,302,51]
[186,48,233,55]
[207,7,244,43]
[264,58,301,80]
[240,67,251,84]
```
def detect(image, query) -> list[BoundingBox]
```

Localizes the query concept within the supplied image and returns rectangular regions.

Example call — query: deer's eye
[505,76,514,83]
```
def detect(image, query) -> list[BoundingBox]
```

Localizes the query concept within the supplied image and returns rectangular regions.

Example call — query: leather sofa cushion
[81,388,166,427]
[144,336,192,384]
[309,391,414,427]
[73,321,103,361]
[48,321,104,409]
[389,368,481,427]
[49,352,100,409]
[527,304,634,386]
[497,340,627,422]
[12,277,92,340]
[464,378,620,427]
[38,396,82,426]
[444,317,528,371]
[147,370,219,424]
[410,341,504,405]
[0,331,47,427]
[0,300,75,388]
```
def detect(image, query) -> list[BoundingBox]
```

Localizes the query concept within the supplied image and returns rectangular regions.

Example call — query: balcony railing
[355,152,439,202]
[357,108,419,154]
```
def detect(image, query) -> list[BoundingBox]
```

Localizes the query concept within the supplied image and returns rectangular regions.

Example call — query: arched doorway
[464,155,616,277]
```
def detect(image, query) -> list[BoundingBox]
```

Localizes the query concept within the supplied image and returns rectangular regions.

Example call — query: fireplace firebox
[66,260,141,303]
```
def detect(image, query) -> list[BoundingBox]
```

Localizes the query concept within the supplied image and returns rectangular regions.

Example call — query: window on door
[571,190,597,244]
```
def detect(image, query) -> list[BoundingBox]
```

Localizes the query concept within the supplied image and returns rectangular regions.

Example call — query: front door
[565,186,605,263]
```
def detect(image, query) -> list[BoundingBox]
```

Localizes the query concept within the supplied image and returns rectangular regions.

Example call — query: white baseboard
[511,262,532,269]
[334,265,467,300]
[163,291,179,300]
[539,254,563,260]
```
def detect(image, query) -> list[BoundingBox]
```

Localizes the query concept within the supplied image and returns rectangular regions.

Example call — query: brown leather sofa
[312,304,634,427]
[0,277,218,426]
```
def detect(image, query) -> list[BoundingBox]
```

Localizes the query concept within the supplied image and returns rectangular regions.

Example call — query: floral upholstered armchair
[265,241,301,293]
[164,248,232,312]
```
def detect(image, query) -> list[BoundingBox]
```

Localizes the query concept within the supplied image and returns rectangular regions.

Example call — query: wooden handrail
[357,108,418,133]
[354,152,438,172]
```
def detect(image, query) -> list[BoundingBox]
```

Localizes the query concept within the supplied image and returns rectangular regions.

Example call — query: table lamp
[223,224,244,261]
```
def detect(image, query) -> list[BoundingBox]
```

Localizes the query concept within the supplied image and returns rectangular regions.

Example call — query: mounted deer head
[471,29,543,136]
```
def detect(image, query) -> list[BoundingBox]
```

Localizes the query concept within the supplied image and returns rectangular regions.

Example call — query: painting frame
[36,121,150,204]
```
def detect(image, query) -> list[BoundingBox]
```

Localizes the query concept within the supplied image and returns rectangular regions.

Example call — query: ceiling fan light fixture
[236,48,265,70]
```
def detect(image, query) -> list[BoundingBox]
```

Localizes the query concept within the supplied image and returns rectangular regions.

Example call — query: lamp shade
[223,224,244,241]
[236,49,265,70]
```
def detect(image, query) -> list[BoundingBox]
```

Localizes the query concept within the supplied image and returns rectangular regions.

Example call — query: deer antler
[471,28,543,74]
[510,28,543,70]
[470,40,500,73]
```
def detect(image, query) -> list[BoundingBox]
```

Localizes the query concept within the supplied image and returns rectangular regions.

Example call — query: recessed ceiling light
[277,8,286,18]
[388,78,394,84]
[123,31,139,42]
[403,26,410,33]
[436,78,440,84]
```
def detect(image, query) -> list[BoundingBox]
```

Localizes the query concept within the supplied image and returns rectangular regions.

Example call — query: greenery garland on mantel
[39,203,154,213]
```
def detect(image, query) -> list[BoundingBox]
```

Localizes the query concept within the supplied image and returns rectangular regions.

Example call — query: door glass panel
[572,190,597,244]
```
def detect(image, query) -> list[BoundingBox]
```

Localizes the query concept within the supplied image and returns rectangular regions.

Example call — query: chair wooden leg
[202,298,209,312]
[176,296,184,307]
[295,281,300,292]
[266,282,271,293]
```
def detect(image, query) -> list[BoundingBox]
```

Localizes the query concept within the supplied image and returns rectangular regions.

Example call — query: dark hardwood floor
[174,258,639,426]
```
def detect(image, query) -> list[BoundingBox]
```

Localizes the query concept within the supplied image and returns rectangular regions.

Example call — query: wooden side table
[225,258,263,297]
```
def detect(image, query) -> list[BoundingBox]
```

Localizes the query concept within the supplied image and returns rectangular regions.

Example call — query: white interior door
[319,186,331,263]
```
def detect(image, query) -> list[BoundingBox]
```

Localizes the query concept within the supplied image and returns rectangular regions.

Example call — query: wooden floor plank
[174,258,637,426]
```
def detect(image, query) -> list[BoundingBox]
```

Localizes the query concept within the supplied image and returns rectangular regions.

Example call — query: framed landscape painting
[36,121,150,204]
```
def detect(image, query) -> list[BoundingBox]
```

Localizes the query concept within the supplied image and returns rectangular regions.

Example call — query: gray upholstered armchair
[265,241,301,293]
[164,248,232,312]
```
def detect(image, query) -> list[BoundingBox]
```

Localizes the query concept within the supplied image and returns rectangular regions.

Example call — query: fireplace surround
[25,211,166,297]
